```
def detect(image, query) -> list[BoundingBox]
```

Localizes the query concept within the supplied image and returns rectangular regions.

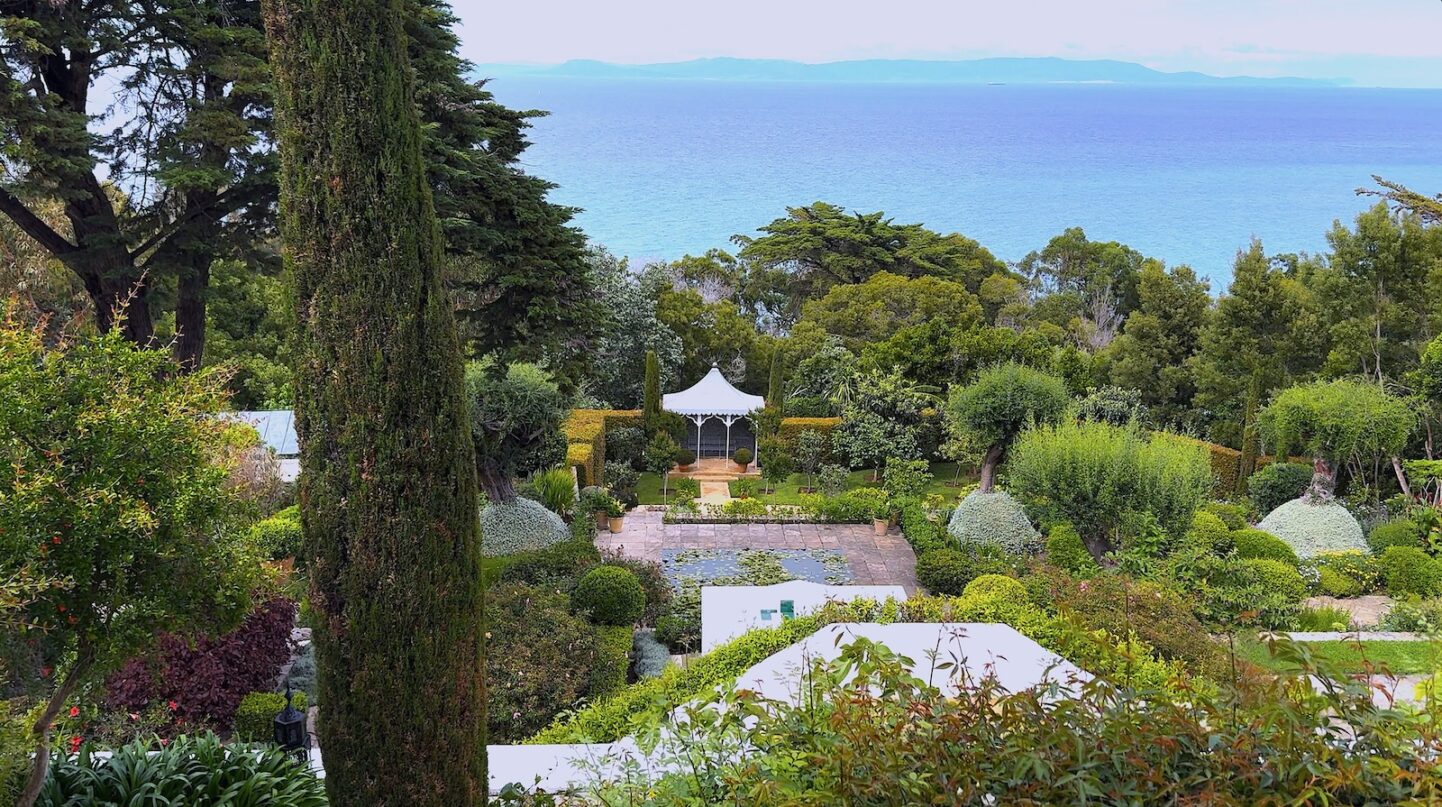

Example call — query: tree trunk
[17,650,92,807]
[1312,456,1338,497]
[1393,455,1414,500]
[978,444,1004,493]
[172,251,210,372]
[263,0,486,803]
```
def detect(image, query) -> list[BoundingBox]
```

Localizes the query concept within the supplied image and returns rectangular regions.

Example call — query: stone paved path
[1304,595,1394,628]
[601,508,918,592]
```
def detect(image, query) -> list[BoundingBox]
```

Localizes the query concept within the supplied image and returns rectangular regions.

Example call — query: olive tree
[465,360,569,502]
[947,363,1070,492]
[1260,379,1415,497]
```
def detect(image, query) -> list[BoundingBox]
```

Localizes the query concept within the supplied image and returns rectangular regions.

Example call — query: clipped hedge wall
[778,417,842,454]
[1169,435,1293,497]
[564,409,641,487]
[590,625,634,700]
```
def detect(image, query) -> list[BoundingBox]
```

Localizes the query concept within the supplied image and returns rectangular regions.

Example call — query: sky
[451,0,1442,88]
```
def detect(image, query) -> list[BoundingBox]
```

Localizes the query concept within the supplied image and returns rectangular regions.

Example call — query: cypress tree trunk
[262,1,486,804]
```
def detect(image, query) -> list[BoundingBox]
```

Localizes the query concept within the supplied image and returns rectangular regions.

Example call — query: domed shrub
[1201,502,1248,531]
[1231,528,1299,565]
[962,574,1029,609]
[947,490,1039,554]
[1236,558,1308,604]
[1184,511,1233,554]
[249,506,302,561]
[481,496,570,557]
[1257,498,1366,559]
[915,547,1010,595]
[1368,519,1425,554]
[1310,550,1380,595]
[572,566,646,626]
[1044,523,1099,576]
[1379,546,1442,597]
[1315,567,1362,598]
[1247,462,1313,517]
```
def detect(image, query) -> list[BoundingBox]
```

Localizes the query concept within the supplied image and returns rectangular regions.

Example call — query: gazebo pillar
[722,415,737,457]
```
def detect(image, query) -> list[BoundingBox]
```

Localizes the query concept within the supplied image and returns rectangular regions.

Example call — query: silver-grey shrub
[480,496,570,556]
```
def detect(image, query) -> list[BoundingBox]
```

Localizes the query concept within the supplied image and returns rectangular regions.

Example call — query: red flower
[51,536,60,545]
[68,706,79,718]
[159,738,169,747]
[167,700,178,711]
[68,736,82,753]
[66,615,76,624]
[40,666,52,678]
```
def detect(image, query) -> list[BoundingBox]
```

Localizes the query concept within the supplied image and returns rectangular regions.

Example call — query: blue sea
[489,78,1442,283]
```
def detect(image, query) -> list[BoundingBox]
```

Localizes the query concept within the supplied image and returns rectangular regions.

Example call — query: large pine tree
[262,0,485,802]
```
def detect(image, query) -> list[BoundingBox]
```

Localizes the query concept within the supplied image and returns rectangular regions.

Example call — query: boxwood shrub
[1247,462,1312,517]
[1044,523,1099,576]
[1368,519,1425,554]
[1231,528,1299,565]
[573,566,647,626]
[234,690,308,742]
[1379,546,1442,597]
[915,547,1011,595]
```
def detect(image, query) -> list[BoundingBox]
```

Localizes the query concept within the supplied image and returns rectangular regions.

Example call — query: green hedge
[234,691,309,742]
[564,409,641,487]
[590,625,634,700]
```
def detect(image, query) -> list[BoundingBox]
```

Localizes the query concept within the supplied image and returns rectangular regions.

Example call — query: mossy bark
[262,1,485,803]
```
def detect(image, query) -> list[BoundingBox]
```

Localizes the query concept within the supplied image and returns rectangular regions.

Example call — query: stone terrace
[598,508,918,592]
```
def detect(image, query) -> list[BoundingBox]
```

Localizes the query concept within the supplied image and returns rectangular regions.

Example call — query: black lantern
[273,683,309,757]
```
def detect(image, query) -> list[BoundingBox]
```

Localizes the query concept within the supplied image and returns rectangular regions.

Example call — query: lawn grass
[1234,636,1440,676]
[731,462,976,505]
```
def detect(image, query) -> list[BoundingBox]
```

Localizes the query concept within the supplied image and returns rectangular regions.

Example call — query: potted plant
[733,447,753,473]
[871,500,892,536]
[605,496,626,534]
[674,447,696,473]
[580,487,611,529]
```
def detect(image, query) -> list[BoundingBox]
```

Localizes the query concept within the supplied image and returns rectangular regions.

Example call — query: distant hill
[473,57,1341,87]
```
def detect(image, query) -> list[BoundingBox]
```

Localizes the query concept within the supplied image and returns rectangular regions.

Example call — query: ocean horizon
[488,77,1442,283]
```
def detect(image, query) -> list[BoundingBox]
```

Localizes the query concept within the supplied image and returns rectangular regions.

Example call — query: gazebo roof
[663,366,765,417]
[225,410,299,456]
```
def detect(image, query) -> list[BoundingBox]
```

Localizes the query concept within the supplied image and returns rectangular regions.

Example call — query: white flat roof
[701,581,909,652]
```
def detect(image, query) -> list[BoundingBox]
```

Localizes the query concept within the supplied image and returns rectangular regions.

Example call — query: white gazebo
[662,365,766,459]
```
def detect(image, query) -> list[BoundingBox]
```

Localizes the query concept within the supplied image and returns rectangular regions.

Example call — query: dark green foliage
[1107,262,1211,425]
[896,499,949,554]
[573,567,647,626]
[757,435,795,492]
[483,583,597,743]
[1369,520,1426,553]
[1045,524,1100,576]
[38,734,326,806]
[1247,462,1312,517]
[675,448,697,467]
[733,447,753,467]
[767,353,785,413]
[605,425,648,470]
[234,690,309,741]
[1075,385,1148,426]
[263,0,485,800]
[1379,546,1442,597]
[642,350,663,431]
[1232,528,1300,565]
[915,548,1011,596]
[499,541,603,593]
[465,360,569,501]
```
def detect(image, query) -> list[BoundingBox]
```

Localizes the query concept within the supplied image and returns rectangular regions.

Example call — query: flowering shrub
[1306,550,1380,597]
[104,597,297,730]
[480,496,570,556]
[947,490,1039,554]
[1257,497,1367,559]
[484,582,600,743]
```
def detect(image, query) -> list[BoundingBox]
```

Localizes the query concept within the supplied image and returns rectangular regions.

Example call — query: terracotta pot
[594,511,609,529]
[735,462,749,473]
[608,516,625,534]
[872,518,888,536]
[676,463,694,473]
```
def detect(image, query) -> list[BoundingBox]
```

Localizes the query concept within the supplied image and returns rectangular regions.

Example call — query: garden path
[600,508,919,592]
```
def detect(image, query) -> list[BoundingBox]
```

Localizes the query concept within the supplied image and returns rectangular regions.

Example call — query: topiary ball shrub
[947,490,1040,554]
[1368,520,1425,554]
[480,496,570,556]
[1044,523,1099,576]
[1257,498,1366,559]
[915,547,1010,596]
[962,574,1029,608]
[1247,462,1312,517]
[1231,528,1299,565]
[1185,511,1234,554]
[1379,546,1442,597]
[1201,502,1249,531]
[1236,558,1309,604]
[572,566,646,626]
[1315,567,1362,598]
[248,506,302,562]
[234,690,309,741]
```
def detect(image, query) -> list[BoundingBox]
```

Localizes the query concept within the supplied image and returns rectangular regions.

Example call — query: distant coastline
[474,56,1342,88]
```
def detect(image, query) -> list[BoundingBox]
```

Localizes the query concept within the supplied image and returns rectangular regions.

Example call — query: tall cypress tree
[767,353,785,415]
[643,349,662,431]
[262,0,485,803]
